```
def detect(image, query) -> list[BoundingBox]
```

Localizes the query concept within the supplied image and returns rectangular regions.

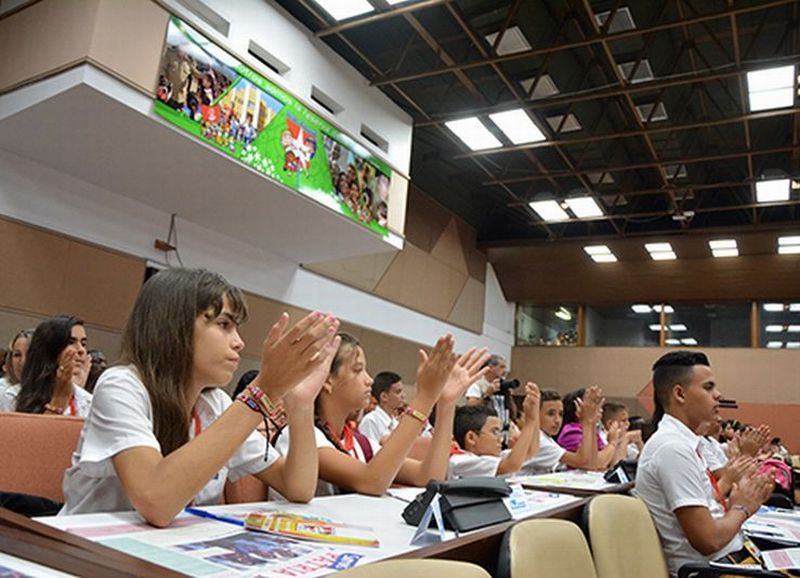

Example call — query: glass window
[760,302,800,349]
[664,304,750,347]
[516,305,578,346]
[585,304,661,346]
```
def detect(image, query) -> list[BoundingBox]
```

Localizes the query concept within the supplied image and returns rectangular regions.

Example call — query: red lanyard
[192,411,202,437]
[67,395,76,416]
[697,446,728,512]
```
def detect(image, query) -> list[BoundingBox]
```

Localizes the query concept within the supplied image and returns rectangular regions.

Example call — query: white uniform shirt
[635,414,743,577]
[698,436,728,471]
[274,425,381,497]
[358,406,398,444]
[447,450,509,480]
[60,365,277,515]
[520,432,567,474]
[0,383,92,416]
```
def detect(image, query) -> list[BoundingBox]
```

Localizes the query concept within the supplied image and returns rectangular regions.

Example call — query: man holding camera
[465,355,519,447]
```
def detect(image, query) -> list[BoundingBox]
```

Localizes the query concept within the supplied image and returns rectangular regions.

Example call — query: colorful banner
[155,17,391,236]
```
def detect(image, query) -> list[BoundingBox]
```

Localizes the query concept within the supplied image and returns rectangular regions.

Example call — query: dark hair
[16,316,84,414]
[602,402,627,425]
[453,405,496,448]
[481,354,505,369]
[4,328,35,385]
[232,369,259,400]
[313,332,362,451]
[651,350,710,425]
[540,389,563,403]
[561,388,586,425]
[371,371,401,401]
[84,349,108,394]
[119,268,247,456]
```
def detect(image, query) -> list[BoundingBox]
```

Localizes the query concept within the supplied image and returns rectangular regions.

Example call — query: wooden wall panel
[302,251,397,293]
[430,218,469,275]
[448,277,485,331]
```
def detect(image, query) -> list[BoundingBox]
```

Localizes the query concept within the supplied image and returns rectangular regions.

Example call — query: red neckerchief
[697,446,728,512]
[68,395,76,416]
[192,410,202,437]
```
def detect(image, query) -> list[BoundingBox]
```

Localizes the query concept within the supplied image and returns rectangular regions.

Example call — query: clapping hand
[439,347,489,406]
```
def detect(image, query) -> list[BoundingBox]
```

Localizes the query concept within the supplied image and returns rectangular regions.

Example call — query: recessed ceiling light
[712,248,739,258]
[669,324,687,331]
[747,65,795,111]
[485,26,532,55]
[645,242,673,252]
[756,179,791,203]
[650,251,677,261]
[766,341,783,349]
[591,253,618,263]
[555,307,572,321]
[777,236,800,245]
[445,117,502,151]
[314,0,373,20]
[530,200,569,221]
[681,338,698,345]
[565,197,604,218]
[709,239,737,249]
[788,325,800,332]
[790,303,800,311]
[787,342,800,349]
[649,324,662,332]
[778,245,800,255]
[766,325,784,332]
[764,303,784,312]
[584,245,612,255]
[631,304,652,314]
[488,109,546,144]
[594,7,636,32]
[665,338,681,345]
[652,304,675,314]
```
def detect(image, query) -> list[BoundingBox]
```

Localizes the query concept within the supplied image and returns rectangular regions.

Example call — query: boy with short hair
[358,371,405,444]
[448,383,539,479]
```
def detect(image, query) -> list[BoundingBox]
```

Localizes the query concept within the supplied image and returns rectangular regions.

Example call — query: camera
[498,378,520,394]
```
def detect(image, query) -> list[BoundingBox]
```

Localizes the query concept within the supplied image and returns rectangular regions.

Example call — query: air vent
[520,74,560,99]
[588,172,615,185]
[546,113,582,133]
[310,86,344,116]
[247,40,290,75]
[595,7,636,32]
[664,164,688,180]
[636,102,668,122]
[485,26,532,55]
[173,0,230,37]
[617,59,654,84]
[360,124,389,152]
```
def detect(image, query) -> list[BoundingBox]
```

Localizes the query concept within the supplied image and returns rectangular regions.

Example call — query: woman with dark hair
[556,386,626,470]
[275,333,489,497]
[1,317,91,416]
[0,328,35,393]
[61,268,338,526]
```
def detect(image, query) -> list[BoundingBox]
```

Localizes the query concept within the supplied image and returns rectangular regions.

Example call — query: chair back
[498,518,597,578]
[0,412,84,502]
[336,559,491,578]
[587,494,669,578]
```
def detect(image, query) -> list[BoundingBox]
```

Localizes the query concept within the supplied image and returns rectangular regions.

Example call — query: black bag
[604,458,638,484]
[402,477,512,532]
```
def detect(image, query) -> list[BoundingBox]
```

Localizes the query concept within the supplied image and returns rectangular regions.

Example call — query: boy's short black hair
[652,350,710,423]
[371,371,402,400]
[540,389,562,403]
[454,405,496,448]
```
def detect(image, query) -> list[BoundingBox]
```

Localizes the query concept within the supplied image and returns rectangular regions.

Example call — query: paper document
[762,547,800,571]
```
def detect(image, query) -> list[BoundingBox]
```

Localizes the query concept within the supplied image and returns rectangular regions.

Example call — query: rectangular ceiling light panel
[489,109,546,144]
[445,118,502,150]
[315,0,373,20]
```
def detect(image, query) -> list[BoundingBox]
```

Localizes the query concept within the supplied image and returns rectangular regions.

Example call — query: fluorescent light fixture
[709,239,737,249]
[778,236,800,245]
[778,245,800,255]
[530,200,569,221]
[631,304,652,314]
[747,65,795,111]
[488,109,546,144]
[584,245,612,255]
[766,341,783,349]
[766,325,784,332]
[788,325,800,332]
[591,253,618,263]
[669,324,687,331]
[787,342,800,349]
[555,307,572,321]
[652,304,675,314]
[650,251,677,261]
[649,324,662,332]
[712,248,739,258]
[681,338,698,345]
[445,117,501,150]
[565,197,604,218]
[755,179,790,203]
[314,0,373,20]
[645,242,673,252]
[791,303,800,311]
[665,338,681,345]
[764,303,784,312]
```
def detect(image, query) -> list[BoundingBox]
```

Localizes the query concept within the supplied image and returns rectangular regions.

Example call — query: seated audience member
[635,350,774,577]
[358,371,405,444]
[83,349,108,394]
[1,317,92,416]
[769,437,789,460]
[465,354,519,446]
[521,389,600,473]
[557,387,626,470]
[448,383,540,479]
[275,336,488,496]
[601,401,643,460]
[0,328,34,394]
[61,268,338,525]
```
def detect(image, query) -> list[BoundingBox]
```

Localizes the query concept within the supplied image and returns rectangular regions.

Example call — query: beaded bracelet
[44,403,65,415]
[403,406,429,427]
[235,390,271,462]
[246,383,277,414]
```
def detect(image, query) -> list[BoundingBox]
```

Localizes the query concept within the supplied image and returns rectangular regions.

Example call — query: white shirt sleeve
[465,383,482,399]
[656,442,712,511]
[448,452,504,479]
[358,410,387,442]
[521,432,566,474]
[275,425,334,456]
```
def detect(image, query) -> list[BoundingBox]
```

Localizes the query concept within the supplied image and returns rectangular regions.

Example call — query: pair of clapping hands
[573,386,638,446]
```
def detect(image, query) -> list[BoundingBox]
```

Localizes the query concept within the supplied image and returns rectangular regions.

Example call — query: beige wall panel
[429,218,468,275]
[511,346,800,405]
[404,187,451,252]
[386,173,408,237]
[58,241,144,330]
[303,250,397,293]
[0,219,70,316]
[357,327,422,387]
[466,249,487,283]
[374,243,467,319]
[447,276,485,332]
[89,0,169,94]
[0,0,98,93]
[237,292,307,360]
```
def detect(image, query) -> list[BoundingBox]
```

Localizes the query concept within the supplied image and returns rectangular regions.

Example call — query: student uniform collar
[660,413,702,451]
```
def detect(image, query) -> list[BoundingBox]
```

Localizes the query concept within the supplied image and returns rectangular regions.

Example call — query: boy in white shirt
[448,383,539,479]
[635,351,774,577]
[358,371,404,444]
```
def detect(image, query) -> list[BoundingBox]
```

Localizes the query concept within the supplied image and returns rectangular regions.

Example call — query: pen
[184,507,245,527]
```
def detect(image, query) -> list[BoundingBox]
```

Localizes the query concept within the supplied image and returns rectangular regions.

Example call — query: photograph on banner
[154,16,392,237]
